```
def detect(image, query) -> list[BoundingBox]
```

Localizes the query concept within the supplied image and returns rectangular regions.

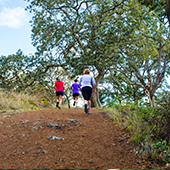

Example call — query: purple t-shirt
[70,83,81,94]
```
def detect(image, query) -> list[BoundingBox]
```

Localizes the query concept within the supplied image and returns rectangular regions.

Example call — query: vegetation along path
[0,108,160,169]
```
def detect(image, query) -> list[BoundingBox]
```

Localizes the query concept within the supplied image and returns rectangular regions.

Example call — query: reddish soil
[0,108,161,169]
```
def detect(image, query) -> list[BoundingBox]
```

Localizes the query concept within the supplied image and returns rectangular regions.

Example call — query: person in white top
[79,69,96,114]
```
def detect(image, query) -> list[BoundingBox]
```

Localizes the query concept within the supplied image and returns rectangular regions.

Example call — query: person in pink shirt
[53,77,65,109]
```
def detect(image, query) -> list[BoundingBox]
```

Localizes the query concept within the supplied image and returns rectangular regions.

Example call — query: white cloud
[0,7,29,28]
[0,0,8,5]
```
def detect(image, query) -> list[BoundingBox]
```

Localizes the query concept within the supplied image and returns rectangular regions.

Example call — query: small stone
[38,150,42,154]
[43,150,48,154]
[12,129,17,131]
[47,135,64,140]
[33,122,39,126]
[95,136,100,138]
[17,125,22,127]
[46,124,61,129]
[8,113,15,116]
[32,127,38,130]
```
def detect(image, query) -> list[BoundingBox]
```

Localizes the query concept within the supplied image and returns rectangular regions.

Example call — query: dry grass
[101,106,152,143]
[0,91,37,112]
[0,90,72,113]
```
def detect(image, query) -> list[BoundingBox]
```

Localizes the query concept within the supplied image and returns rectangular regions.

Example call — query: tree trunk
[64,93,70,108]
[144,89,154,107]
[96,87,102,107]
[91,92,98,108]
[90,70,105,108]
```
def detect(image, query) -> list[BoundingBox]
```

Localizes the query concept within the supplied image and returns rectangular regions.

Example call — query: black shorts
[73,93,79,97]
[82,87,92,100]
[56,91,64,96]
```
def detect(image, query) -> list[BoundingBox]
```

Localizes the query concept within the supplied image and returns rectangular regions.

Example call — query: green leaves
[0,49,50,91]
[24,0,170,106]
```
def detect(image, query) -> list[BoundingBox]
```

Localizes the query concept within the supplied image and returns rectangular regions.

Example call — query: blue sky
[0,0,36,56]
[0,0,169,87]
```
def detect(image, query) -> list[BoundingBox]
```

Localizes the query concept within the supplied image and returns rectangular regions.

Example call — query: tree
[97,2,170,106]
[25,0,170,107]
[0,49,52,91]
[25,0,128,107]
[115,3,170,106]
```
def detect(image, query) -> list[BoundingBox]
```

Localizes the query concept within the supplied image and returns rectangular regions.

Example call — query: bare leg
[87,100,91,109]
[75,96,79,106]
[84,100,87,113]
[73,96,76,106]
[59,95,63,107]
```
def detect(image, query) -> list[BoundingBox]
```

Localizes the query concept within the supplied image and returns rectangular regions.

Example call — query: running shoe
[58,107,61,109]
[73,101,76,106]
[84,104,88,113]
[56,102,59,107]
[76,105,78,108]
[87,108,91,114]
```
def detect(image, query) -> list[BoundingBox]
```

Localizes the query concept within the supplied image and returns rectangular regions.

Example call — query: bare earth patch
[0,108,161,169]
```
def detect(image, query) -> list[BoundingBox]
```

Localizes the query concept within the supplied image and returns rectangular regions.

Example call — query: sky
[0,0,169,88]
[0,0,36,56]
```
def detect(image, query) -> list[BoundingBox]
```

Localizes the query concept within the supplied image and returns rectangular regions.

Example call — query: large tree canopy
[15,0,169,107]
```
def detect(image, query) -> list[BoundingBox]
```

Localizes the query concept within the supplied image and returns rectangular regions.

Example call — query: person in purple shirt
[70,79,81,108]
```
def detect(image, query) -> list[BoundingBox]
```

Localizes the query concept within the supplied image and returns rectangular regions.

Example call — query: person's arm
[63,83,65,90]
[53,83,56,89]
[78,85,81,91]
[78,77,82,86]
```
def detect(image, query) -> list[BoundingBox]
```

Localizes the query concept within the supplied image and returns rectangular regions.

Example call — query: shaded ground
[0,108,161,169]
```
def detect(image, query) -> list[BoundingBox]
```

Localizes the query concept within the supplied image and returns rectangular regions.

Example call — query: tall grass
[0,90,71,113]
[0,90,38,112]
[101,104,170,163]
[101,105,157,144]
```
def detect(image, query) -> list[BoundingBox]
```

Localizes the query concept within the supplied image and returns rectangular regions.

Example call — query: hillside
[0,108,161,169]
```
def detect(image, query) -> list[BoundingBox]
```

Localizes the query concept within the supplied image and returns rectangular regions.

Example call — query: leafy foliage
[24,0,170,107]
[0,49,50,91]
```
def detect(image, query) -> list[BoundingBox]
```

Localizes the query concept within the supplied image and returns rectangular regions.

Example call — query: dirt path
[0,108,159,169]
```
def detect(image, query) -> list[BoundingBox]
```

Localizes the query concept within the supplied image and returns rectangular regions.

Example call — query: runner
[53,77,65,109]
[70,79,81,108]
[79,69,96,114]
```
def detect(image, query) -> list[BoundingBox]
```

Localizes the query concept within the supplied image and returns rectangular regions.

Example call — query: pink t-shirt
[55,81,64,91]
